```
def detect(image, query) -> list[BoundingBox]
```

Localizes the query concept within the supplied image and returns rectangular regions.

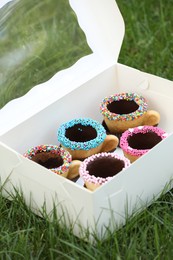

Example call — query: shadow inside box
[102,120,122,148]
[70,175,85,187]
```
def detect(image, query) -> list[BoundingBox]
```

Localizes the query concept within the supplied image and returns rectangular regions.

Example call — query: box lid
[69,0,125,62]
[0,0,125,135]
[0,0,12,9]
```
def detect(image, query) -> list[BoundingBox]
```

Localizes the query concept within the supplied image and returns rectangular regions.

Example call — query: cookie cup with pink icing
[79,152,130,191]
[120,126,168,163]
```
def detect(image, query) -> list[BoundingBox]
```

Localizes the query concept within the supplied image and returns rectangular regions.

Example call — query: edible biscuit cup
[120,126,168,163]
[100,92,160,134]
[24,144,80,179]
[79,152,130,191]
[57,118,119,160]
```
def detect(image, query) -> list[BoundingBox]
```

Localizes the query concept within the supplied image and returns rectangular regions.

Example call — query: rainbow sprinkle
[79,152,130,185]
[57,118,106,150]
[120,126,168,156]
[100,92,147,121]
[23,144,72,175]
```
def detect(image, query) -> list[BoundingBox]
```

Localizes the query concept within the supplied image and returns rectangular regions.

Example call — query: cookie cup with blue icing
[79,152,130,191]
[57,118,119,160]
[100,93,160,134]
[23,144,81,179]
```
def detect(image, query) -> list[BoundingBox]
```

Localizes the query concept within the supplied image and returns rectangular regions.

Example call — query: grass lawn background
[0,0,173,258]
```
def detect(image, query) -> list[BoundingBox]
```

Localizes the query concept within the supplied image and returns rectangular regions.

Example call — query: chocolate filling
[65,123,97,142]
[86,157,125,178]
[128,132,162,150]
[107,100,139,114]
[31,152,63,169]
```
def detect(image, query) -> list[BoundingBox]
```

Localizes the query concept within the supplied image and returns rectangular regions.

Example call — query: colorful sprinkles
[100,92,147,121]
[120,126,168,156]
[79,152,130,185]
[23,144,72,175]
[57,118,106,150]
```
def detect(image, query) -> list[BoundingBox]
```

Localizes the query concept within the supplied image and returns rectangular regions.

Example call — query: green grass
[0,0,173,259]
[118,0,173,80]
[1,187,173,259]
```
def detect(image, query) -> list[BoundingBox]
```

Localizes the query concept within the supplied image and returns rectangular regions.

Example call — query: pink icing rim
[79,152,131,185]
[120,126,168,157]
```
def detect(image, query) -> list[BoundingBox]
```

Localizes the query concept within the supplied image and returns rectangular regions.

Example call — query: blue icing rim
[57,118,106,150]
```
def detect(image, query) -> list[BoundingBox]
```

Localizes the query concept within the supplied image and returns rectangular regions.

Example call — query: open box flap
[0,0,13,8]
[0,0,124,135]
[69,0,125,62]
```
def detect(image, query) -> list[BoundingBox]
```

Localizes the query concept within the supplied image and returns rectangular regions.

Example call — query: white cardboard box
[0,0,173,240]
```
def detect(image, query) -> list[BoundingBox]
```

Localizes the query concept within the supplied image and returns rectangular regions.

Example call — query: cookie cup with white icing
[79,152,130,191]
